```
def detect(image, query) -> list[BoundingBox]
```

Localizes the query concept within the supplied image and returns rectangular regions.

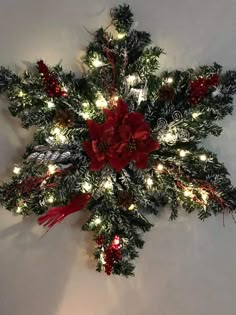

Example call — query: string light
[92,58,104,68]
[117,33,126,39]
[113,235,120,246]
[179,150,187,158]
[58,134,66,143]
[82,182,92,192]
[18,90,24,97]
[167,77,174,84]
[192,112,201,119]
[13,166,21,174]
[51,127,61,136]
[94,217,102,225]
[146,177,153,188]
[126,74,138,86]
[48,164,57,174]
[128,204,136,211]
[184,190,192,197]
[47,196,54,203]
[156,164,164,172]
[95,93,108,109]
[199,154,207,161]
[16,206,23,214]
[82,102,89,108]
[46,101,55,109]
[104,178,113,190]
[81,112,90,120]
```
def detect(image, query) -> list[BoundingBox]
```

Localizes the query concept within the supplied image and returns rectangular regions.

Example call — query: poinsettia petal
[116,99,129,121]
[134,152,148,169]
[87,120,102,139]
[136,138,160,153]
[108,155,130,172]
[83,141,94,157]
[126,112,144,127]
[119,124,132,141]
[90,158,106,171]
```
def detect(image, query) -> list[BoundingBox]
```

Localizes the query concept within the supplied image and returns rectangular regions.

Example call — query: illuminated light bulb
[104,178,113,190]
[46,101,55,109]
[58,134,66,143]
[156,164,164,171]
[51,127,61,136]
[82,102,89,108]
[113,96,119,101]
[82,182,92,192]
[100,253,106,264]
[48,164,57,174]
[167,77,174,84]
[192,112,201,119]
[47,196,54,203]
[179,150,187,158]
[16,206,22,214]
[184,190,192,197]
[126,74,137,86]
[201,190,209,203]
[199,154,207,161]
[81,112,90,120]
[113,235,120,246]
[95,94,108,109]
[94,217,102,225]
[18,90,24,97]
[117,33,126,39]
[92,58,104,68]
[128,204,136,211]
[13,166,21,174]
[63,86,68,92]
[146,177,153,188]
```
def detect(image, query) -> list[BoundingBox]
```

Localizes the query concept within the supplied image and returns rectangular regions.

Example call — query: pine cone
[158,85,176,102]
[55,109,75,128]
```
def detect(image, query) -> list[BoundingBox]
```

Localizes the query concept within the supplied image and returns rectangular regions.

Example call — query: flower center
[128,139,136,151]
[98,141,108,152]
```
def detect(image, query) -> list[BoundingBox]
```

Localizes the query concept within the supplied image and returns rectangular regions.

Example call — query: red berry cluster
[96,235,122,275]
[188,73,220,105]
[37,60,67,97]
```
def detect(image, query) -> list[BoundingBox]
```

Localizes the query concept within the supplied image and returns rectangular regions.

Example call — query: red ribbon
[38,193,91,229]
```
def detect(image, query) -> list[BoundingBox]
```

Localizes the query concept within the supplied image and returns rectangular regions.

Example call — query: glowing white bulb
[13,166,21,174]
[47,196,54,203]
[95,94,108,109]
[81,112,90,120]
[179,150,187,158]
[157,164,164,171]
[128,204,136,211]
[113,236,120,246]
[48,164,57,174]
[82,182,92,192]
[167,77,174,84]
[201,190,209,203]
[192,112,201,119]
[82,102,89,108]
[51,127,61,136]
[100,253,106,264]
[46,101,55,109]
[92,58,104,68]
[16,206,22,214]
[126,74,137,86]
[117,33,126,39]
[18,91,24,97]
[94,217,102,225]
[63,86,68,92]
[146,177,153,188]
[184,190,192,197]
[58,134,66,143]
[104,178,113,190]
[199,154,207,161]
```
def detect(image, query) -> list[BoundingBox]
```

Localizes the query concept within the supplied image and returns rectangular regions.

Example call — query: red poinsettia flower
[104,99,160,171]
[83,99,160,172]
[83,118,121,171]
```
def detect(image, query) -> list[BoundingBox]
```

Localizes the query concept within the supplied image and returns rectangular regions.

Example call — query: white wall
[0,1,236,314]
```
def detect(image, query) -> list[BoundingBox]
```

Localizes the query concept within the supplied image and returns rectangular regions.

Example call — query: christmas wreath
[1,4,236,276]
